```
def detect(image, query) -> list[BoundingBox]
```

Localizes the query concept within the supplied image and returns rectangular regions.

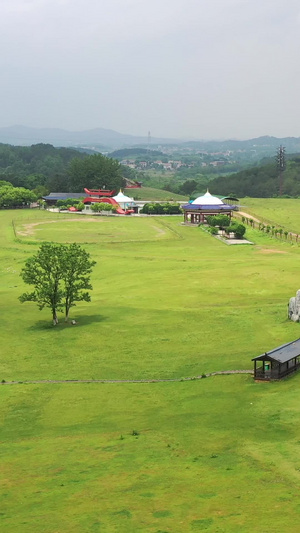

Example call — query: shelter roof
[252,338,300,363]
[222,196,239,202]
[43,193,87,200]
[192,191,223,205]
[182,203,237,211]
[113,190,134,203]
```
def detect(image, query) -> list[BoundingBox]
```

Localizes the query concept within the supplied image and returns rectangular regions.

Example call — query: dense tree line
[209,158,300,198]
[0,143,125,195]
[68,154,124,192]
[141,203,182,214]
[0,180,36,207]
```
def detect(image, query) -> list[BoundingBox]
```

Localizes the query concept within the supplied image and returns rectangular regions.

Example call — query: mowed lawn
[124,187,187,201]
[1,208,300,531]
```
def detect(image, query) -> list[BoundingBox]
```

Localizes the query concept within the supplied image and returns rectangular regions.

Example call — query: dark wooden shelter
[252,338,300,380]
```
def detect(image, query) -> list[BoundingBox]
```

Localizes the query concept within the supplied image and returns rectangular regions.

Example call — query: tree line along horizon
[0,142,299,202]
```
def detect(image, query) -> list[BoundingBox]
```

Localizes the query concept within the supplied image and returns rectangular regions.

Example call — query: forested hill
[0,143,87,190]
[0,143,124,194]
[209,156,300,198]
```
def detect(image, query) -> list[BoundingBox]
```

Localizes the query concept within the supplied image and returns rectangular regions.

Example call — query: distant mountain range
[1,126,300,154]
[0,125,177,149]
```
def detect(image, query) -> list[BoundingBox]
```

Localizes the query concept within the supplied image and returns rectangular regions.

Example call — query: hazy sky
[1,0,300,139]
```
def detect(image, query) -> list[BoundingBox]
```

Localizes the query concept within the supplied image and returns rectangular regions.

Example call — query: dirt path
[0,370,253,386]
[238,211,261,223]
[18,217,102,236]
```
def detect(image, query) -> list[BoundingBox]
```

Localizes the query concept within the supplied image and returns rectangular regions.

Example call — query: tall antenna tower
[277,145,286,196]
[147,131,151,152]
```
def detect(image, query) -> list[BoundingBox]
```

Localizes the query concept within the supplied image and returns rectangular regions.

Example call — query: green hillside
[210,156,300,198]
[125,186,187,201]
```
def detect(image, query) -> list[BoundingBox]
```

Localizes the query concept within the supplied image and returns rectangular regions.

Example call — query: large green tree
[19,243,64,325]
[68,154,124,192]
[19,243,96,324]
[0,184,36,207]
[60,244,96,321]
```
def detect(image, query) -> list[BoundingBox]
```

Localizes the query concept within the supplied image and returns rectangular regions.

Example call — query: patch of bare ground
[17,217,101,236]
[256,248,287,254]
[151,225,166,236]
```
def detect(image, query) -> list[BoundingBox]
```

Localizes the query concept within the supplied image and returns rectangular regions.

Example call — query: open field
[240,197,300,233]
[2,207,300,531]
[14,213,177,245]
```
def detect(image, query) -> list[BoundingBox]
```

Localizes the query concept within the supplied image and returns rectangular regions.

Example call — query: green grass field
[2,207,300,532]
[124,187,187,201]
[240,197,300,232]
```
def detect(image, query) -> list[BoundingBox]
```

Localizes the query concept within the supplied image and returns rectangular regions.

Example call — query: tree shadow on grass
[28,314,107,332]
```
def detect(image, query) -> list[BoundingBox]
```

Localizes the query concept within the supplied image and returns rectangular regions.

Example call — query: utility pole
[277,145,286,196]
[147,131,151,152]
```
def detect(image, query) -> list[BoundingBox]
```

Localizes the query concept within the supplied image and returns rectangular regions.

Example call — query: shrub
[227,222,246,239]
[206,214,230,228]
[207,226,218,235]
[141,202,181,215]
[91,202,113,212]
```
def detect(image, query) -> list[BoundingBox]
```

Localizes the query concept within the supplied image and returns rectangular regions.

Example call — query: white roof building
[112,190,135,207]
[192,191,224,205]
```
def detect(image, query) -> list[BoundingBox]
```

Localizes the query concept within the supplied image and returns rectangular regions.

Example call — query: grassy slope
[124,187,188,201]
[240,197,300,232]
[1,208,300,531]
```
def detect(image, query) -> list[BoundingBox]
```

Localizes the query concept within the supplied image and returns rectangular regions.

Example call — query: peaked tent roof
[112,190,134,203]
[192,190,224,205]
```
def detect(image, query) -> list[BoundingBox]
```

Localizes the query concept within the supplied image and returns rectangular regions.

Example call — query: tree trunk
[65,302,70,322]
[52,309,58,326]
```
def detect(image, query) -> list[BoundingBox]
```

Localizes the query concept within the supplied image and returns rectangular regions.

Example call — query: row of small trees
[19,243,96,325]
[240,216,299,243]
[56,199,85,211]
[56,200,118,213]
[90,203,117,213]
[141,203,182,215]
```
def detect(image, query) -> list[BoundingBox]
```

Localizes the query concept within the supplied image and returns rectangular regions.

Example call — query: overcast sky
[1,0,300,139]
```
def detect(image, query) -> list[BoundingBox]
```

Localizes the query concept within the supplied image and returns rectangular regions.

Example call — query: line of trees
[56,198,85,211]
[209,157,300,198]
[239,215,299,243]
[90,202,117,213]
[0,180,37,208]
[141,202,182,214]
[0,143,126,195]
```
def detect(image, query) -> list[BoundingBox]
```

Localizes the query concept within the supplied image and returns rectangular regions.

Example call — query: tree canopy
[0,143,126,195]
[0,182,36,207]
[209,158,300,198]
[68,154,124,192]
[19,243,96,324]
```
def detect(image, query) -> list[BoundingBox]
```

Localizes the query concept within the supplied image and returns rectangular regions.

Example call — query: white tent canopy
[113,190,134,205]
[192,190,224,205]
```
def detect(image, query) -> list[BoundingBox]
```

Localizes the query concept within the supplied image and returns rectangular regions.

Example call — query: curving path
[0,370,253,386]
